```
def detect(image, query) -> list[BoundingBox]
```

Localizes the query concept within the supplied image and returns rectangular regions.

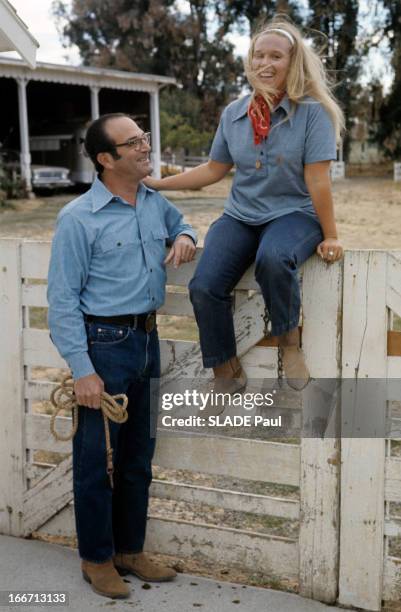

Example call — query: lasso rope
[50,374,128,488]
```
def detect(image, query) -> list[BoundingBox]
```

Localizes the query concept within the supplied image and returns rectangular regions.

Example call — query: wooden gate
[2,238,400,609]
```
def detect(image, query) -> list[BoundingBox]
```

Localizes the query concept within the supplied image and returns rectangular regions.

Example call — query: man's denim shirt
[47,177,197,380]
[210,94,337,225]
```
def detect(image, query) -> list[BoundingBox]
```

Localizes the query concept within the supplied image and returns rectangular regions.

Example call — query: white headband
[265,28,295,46]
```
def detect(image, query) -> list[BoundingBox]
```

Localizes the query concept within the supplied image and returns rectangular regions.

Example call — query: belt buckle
[145,313,156,333]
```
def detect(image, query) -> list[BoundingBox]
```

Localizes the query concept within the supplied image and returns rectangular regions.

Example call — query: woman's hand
[316,238,343,263]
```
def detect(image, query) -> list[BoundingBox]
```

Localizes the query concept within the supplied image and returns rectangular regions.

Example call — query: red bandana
[248,93,286,145]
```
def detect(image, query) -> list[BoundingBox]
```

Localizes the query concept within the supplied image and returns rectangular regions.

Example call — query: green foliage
[160,89,213,154]
[160,110,213,154]
[0,164,25,204]
[374,0,401,159]
[52,0,243,130]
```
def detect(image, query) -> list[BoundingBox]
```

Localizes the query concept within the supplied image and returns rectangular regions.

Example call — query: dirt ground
[1,176,401,249]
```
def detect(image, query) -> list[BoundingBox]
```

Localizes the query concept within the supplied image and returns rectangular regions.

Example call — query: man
[47,113,196,599]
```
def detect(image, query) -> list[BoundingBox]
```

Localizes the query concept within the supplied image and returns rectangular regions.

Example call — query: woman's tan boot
[279,345,310,391]
[201,356,247,417]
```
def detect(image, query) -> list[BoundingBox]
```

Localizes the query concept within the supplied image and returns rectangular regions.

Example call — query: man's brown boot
[81,559,130,599]
[113,552,177,582]
[280,345,310,391]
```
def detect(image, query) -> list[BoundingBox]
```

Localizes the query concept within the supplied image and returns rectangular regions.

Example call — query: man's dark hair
[84,113,134,176]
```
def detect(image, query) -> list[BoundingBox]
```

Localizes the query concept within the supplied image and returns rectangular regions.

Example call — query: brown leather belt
[85,312,156,333]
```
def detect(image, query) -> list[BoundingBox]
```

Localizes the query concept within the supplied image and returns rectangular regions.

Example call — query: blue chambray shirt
[47,177,197,380]
[210,94,337,225]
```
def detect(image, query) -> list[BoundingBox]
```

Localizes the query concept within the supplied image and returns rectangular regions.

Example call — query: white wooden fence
[1,238,401,610]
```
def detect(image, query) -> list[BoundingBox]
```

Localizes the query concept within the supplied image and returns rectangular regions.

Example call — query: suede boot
[201,357,247,418]
[81,559,130,599]
[113,552,176,582]
[280,345,310,391]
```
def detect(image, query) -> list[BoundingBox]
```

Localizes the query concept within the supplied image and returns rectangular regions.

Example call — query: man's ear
[97,151,113,171]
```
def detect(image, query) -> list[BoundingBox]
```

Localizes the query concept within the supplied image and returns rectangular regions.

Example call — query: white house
[0,0,38,68]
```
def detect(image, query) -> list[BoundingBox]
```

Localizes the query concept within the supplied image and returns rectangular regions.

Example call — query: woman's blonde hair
[244,16,345,142]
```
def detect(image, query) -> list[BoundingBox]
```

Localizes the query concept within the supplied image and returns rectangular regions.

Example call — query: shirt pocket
[98,229,138,253]
[151,226,169,260]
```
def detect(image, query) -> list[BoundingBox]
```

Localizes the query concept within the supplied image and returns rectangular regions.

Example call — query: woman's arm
[304,161,343,262]
[144,159,233,191]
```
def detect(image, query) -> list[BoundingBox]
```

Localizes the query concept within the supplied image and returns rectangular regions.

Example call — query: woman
[145,17,344,393]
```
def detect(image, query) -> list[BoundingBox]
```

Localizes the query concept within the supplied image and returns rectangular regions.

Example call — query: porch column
[149,89,161,179]
[90,86,100,120]
[16,77,32,193]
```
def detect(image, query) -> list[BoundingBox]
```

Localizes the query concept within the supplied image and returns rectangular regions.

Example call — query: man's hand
[74,373,104,409]
[164,235,196,269]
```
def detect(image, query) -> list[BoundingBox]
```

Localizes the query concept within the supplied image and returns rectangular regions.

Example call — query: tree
[374,0,401,158]
[306,0,362,157]
[215,0,303,35]
[52,0,243,129]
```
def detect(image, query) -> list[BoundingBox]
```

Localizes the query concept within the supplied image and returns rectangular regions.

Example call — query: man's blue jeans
[72,322,160,563]
[189,212,323,368]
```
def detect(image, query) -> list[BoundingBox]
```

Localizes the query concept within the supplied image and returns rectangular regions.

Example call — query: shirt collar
[90,176,153,212]
[232,93,294,126]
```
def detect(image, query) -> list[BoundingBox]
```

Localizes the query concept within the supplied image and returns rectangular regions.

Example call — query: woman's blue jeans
[72,322,160,563]
[189,212,323,368]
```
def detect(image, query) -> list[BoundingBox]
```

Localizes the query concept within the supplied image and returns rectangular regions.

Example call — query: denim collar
[90,176,152,213]
[232,93,294,126]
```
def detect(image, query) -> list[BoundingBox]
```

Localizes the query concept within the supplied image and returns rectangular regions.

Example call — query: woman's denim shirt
[209,94,337,225]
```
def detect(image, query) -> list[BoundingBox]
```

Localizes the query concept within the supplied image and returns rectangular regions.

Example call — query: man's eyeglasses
[114,132,151,150]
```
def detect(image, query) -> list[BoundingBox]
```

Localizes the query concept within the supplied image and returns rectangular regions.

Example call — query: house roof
[0,57,176,92]
[0,0,39,68]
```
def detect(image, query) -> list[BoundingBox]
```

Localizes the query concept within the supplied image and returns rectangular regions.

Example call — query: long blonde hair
[244,16,345,142]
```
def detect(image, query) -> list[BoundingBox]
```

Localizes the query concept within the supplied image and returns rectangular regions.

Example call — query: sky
[3,0,393,91]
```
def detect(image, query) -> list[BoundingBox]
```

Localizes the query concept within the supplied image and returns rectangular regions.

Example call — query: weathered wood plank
[22,283,48,307]
[22,456,73,535]
[150,480,299,519]
[37,504,298,579]
[145,516,298,579]
[22,328,197,374]
[0,239,27,536]
[339,251,387,612]
[161,292,266,381]
[298,256,342,603]
[26,414,300,485]
[383,556,401,602]
[21,285,194,318]
[385,457,401,503]
[154,432,300,486]
[388,356,401,379]
[387,254,401,319]
[20,241,51,280]
[384,518,401,537]
[26,414,73,454]
[24,380,57,402]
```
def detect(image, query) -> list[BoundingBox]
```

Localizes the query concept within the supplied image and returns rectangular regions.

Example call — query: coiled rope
[50,374,128,488]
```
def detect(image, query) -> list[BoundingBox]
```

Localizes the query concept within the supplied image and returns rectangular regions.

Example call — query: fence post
[299,256,343,603]
[0,239,26,536]
[338,251,387,611]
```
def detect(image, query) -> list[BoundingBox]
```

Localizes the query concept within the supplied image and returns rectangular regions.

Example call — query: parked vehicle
[31,165,72,189]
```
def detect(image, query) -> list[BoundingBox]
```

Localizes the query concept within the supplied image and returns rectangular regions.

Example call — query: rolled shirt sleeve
[47,212,95,380]
[160,194,197,245]
[304,103,337,164]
